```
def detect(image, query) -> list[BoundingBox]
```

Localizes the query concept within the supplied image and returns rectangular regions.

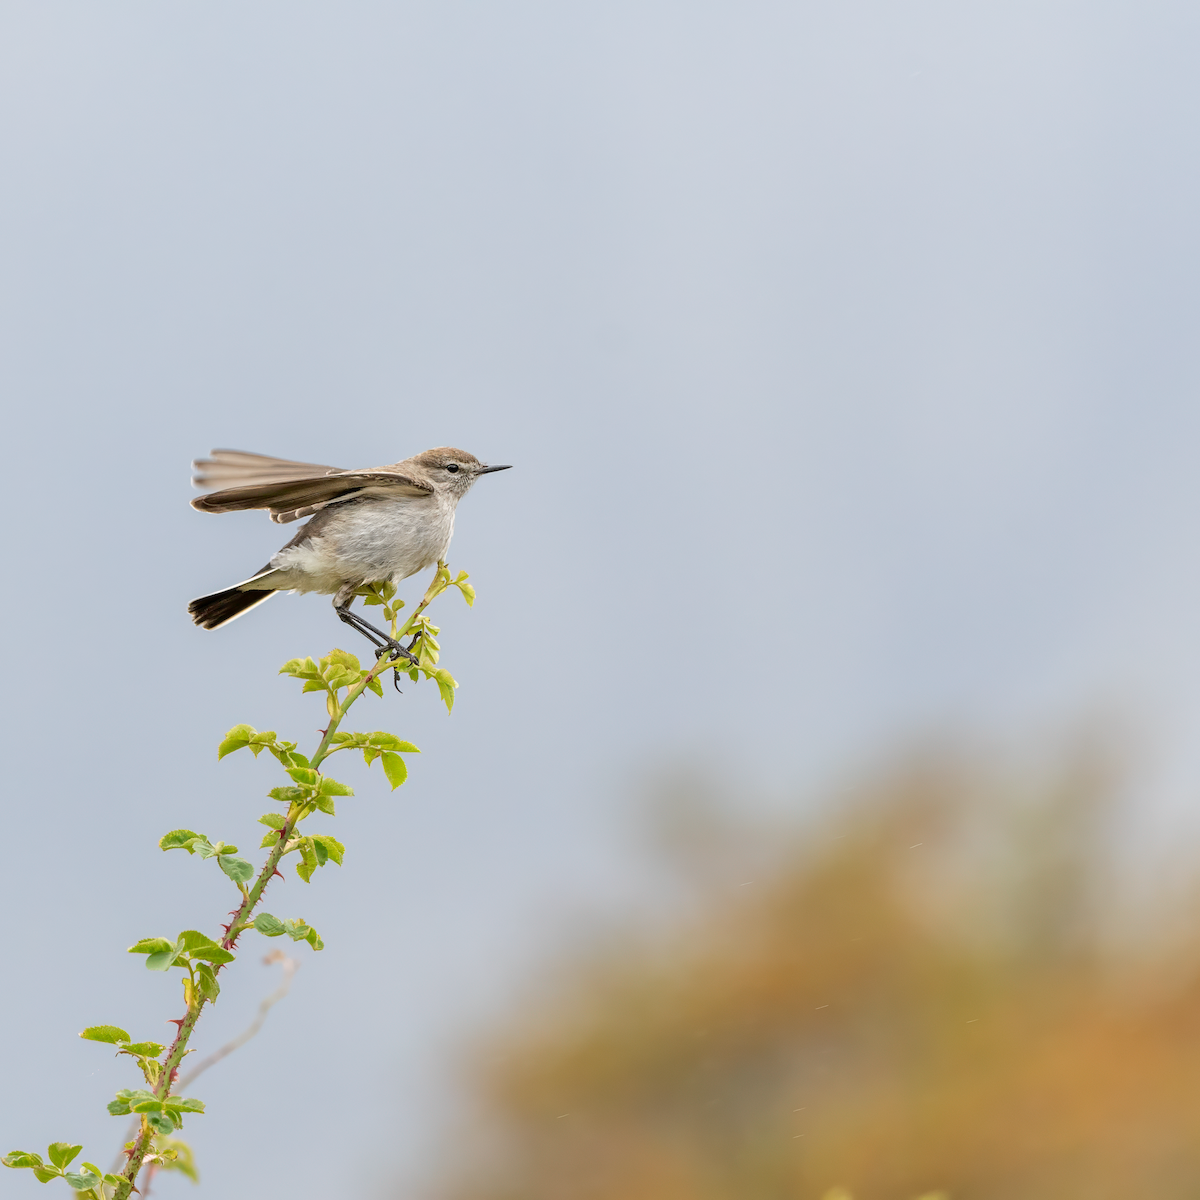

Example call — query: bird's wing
[192,449,345,491]
[190,468,434,524]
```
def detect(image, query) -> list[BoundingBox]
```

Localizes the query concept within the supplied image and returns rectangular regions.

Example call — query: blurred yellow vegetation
[427,749,1200,1200]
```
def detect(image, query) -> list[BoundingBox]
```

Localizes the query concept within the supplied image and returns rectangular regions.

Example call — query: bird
[187,446,511,662]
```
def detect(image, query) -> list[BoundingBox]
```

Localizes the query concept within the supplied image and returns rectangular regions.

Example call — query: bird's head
[407,447,512,496]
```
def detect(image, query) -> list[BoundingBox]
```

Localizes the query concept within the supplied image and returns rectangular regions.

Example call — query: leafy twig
[3,562,476,1200]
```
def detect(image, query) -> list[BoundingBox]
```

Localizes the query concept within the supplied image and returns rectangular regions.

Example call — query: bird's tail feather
[188,585,277,630]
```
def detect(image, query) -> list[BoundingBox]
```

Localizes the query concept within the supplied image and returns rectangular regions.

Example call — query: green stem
[111,1001,203,1199]
[115,654,392,1196]
[112,563,452,1199]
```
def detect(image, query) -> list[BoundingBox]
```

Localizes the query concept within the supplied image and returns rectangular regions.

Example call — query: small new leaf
[80,1026,130,1045]
[2,1151,45,1170]
[381,752,408,789]
[312,835,344,865]
[279,656,320,679]
[194,961,221,1003]
[434,667,457,714]
[120,1042,165,1058]
[216,724,257,759]
[178,930,236,964]
[257,812,287,829]
[158,829,206,853]
[218,855,255,885]
[253,913,287,937]
[268,786,306,804]
[127,938,173,956]
[63,1168,101,1191]
[46,1144,82,1170]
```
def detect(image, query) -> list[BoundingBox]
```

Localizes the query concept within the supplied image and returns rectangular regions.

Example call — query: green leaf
[245,730,278,758]
[31,1166,61,1183]
[257,812,287,829]
[268,786,306,804]
[158,829,206,853]
[371,732,420,753]
[63,1168,101,1191]
[176,930,216,953]
[311,837,328,867]
[365,674,384,698]
[279,655,320,677]
[145,950,179,971]
[296,860,315,883]
[452,571,476,606]
[106,1100,130,1116]
[312,835,344,865]
[46,1145,82,1170]
[170,1097,205,1114]
[79,1025,130,1045]
[253,913,287,937]
[313,793,336,816]
[128,938,173,956]
[2,1151,44,1169]
[193,961,220,1003]
[381,752,408,789]
[120,1042,164,1058]
[264,917,324,947]
[216,724,256,759]
[146,1113,175,1136]
[318,776,353,797]
[177,930,236,964]
[324,648,362,672]
[218,855,255,885]
[287,767,319,787]
[434,667,457,713]
[259,830,278,848]
[191,943,234,964]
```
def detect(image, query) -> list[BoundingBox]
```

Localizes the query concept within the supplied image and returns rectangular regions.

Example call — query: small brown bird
[188,446,511,660]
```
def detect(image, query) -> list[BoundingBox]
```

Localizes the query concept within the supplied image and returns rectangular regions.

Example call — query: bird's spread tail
[189,578,278,630]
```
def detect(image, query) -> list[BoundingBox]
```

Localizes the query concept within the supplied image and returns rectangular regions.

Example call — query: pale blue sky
[4,3,1200,1196]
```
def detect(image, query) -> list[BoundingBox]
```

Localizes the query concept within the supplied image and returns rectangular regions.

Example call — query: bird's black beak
[478,464,513,475]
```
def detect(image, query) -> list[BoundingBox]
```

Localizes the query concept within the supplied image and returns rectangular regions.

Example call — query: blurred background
[4,2,1200,1197]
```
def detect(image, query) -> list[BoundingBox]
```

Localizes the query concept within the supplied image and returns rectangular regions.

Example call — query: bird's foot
[373,639,419,668]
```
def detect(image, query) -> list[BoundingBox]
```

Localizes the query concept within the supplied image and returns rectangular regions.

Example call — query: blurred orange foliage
[428,751,1200,1200]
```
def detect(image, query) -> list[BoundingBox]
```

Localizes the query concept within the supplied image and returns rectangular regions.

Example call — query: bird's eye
[446,464,460,474]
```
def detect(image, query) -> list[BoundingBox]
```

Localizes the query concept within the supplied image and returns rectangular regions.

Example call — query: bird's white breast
[268,494,456,594]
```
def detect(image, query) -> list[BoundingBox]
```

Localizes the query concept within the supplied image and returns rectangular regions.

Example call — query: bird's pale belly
[268,497,455,594]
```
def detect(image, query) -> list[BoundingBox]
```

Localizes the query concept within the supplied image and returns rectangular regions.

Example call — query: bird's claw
[374,642,419,668]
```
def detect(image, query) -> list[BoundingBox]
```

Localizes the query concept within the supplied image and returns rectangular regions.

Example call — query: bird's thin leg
[334,604,420,668]
[335,605,387,648]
